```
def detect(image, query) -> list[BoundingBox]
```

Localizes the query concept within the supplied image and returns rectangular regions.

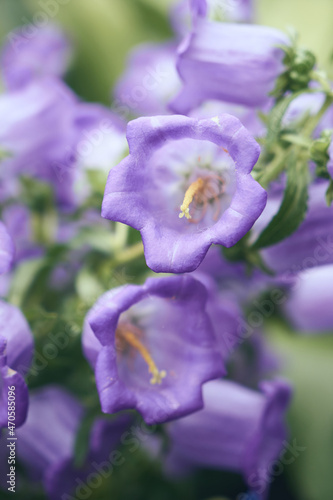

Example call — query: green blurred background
[1,0,333,104]
[1,1,333,499]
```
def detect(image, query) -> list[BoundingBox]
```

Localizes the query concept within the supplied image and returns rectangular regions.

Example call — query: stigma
[116,324,166,385]
[179,177,204,219]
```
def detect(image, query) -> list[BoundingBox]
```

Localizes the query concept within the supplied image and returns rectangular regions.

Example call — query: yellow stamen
[119,329,166,385]
[179,177,204,220]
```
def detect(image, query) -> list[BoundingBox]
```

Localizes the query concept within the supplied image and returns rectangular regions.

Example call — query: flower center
[179,174,226,223]
[116,323,166,385]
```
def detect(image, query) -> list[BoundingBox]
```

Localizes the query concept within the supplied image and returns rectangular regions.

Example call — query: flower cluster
[1,1,333,499]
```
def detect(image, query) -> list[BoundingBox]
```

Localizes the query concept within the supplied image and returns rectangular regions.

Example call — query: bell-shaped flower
[102,114,266,273]
[166,378,292,498]
[283,264,333,332]
[170,19,288,114]
[83,275,224,424]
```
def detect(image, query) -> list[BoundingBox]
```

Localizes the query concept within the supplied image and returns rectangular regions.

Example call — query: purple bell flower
[14,386,130,500]
[102,114,266,273]
[170,20,288,114]
[82,275,224,424]
[0,300,34,429]
[166,378,292,499]
[1,24,72,90]
[283,264,333,333]
[0,222,14,275]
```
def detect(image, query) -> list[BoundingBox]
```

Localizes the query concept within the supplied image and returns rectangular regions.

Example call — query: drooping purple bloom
[283,264,333,333]
[0,300,34,430]
[102,114,266,273]
[166,378,292,499]
[114,43,181,118]
[83,275,224,424]
[1,24,72,90]
[13,386,130,500]
[0,222,14,275]
[170,20,288,114]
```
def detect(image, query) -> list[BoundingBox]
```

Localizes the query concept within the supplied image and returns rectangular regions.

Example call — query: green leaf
[252,153,309,249]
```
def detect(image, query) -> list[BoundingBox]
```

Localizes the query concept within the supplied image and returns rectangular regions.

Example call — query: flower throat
[116,323,166,385]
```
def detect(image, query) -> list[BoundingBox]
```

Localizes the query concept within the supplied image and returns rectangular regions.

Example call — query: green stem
[303,94,333,136]
[255,148,291,189]
[257,91,333,189]
[310,69,332,94]
[112,241,144,265]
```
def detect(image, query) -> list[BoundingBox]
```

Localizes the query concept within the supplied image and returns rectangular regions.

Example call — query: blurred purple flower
[114,43,181,117]
[71,102,127,201]
[1,24,72,90]
[2,204,44,263]
[193,268,243,359]
[166,378,292,499]
[83,275,224,424]
[170,20,288,114]
[102,114,266,273]
[194,249,281,385]
[0,78,79,209]
[0,300,34,429]
[15,386,129,500]
[0,222,14,275]
[283,264,333,332]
